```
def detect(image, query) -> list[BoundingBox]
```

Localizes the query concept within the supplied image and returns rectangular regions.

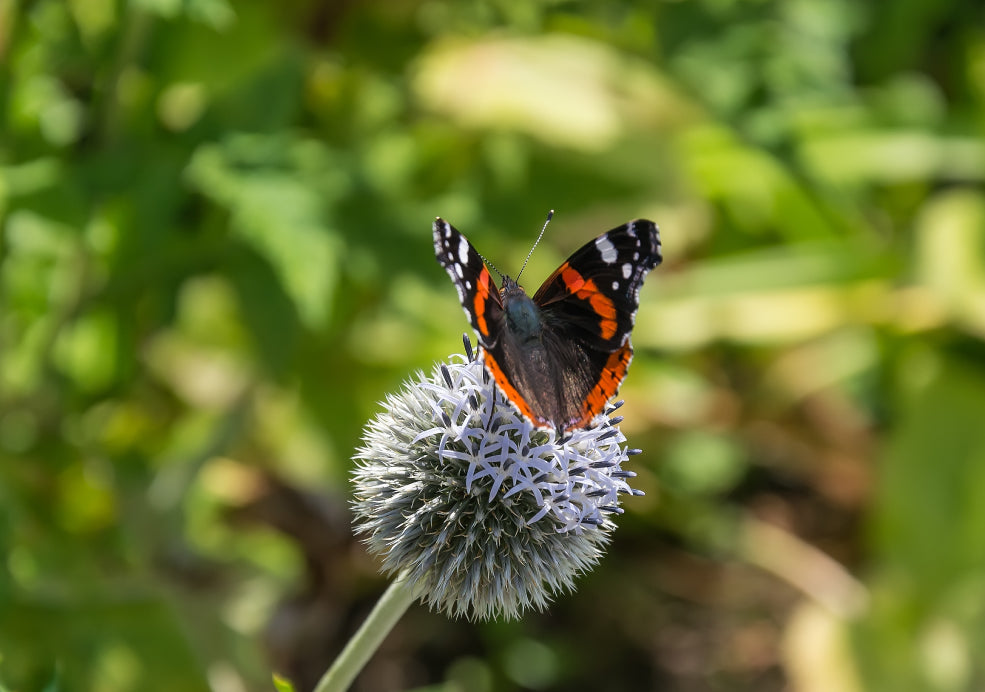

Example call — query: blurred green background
[3,0,985,690]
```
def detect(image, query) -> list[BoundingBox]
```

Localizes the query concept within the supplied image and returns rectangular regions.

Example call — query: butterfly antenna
[515,210,554,282]
[478,252,504,282]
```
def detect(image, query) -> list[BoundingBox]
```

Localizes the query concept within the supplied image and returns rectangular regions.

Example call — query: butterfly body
[433,217,662,432]
[501,278,541,344]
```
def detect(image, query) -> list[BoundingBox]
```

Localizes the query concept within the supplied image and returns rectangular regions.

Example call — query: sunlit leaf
[413,34,693,151]
[913,190,985,336]
[185,135,347,330]
[272,673,297,692]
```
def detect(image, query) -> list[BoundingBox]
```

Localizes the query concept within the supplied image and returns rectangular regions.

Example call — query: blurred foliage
[2,0,985,690]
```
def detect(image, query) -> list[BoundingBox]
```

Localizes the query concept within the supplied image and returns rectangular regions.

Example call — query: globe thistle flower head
[351,339,644,620]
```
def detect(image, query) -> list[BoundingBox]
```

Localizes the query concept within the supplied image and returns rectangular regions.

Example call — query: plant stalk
[313,572,418,692]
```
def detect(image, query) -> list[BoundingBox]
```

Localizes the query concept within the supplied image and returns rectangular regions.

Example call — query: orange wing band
[571,342,633,430]
[481,349,548,428]
[559,265,618,340]
[473,266,494,337]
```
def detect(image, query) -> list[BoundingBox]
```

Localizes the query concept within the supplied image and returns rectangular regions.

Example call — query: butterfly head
[499,273,526,299]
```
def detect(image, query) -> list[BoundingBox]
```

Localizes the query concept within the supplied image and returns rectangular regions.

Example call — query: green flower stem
[313,571,418,692]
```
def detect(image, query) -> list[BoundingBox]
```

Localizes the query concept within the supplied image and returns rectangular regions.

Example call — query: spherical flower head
[351,343,644,620]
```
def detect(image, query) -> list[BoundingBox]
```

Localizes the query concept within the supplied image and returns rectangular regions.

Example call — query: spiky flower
[351,340,644,620]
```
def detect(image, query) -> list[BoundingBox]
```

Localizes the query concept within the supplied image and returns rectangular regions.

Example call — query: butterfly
[433,213,662,432]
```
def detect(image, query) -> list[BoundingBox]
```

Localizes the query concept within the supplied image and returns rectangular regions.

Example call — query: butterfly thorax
[500,276,542,345]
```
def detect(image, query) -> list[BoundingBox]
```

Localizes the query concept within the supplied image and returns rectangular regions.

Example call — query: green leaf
[272,673,297,692]
[186,135,347,330]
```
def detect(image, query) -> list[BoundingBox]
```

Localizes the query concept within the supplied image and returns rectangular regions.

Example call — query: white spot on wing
[458,236,470,266]
[622,263,632,279]
[455,264,464,279]
[595,236,618,264]
[612,280,619,291]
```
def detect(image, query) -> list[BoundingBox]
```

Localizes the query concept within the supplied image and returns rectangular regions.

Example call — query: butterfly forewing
[433,218,504,348]
[532,220,662,352]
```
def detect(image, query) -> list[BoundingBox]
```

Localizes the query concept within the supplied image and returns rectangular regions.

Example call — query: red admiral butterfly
[434,213,662,432]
